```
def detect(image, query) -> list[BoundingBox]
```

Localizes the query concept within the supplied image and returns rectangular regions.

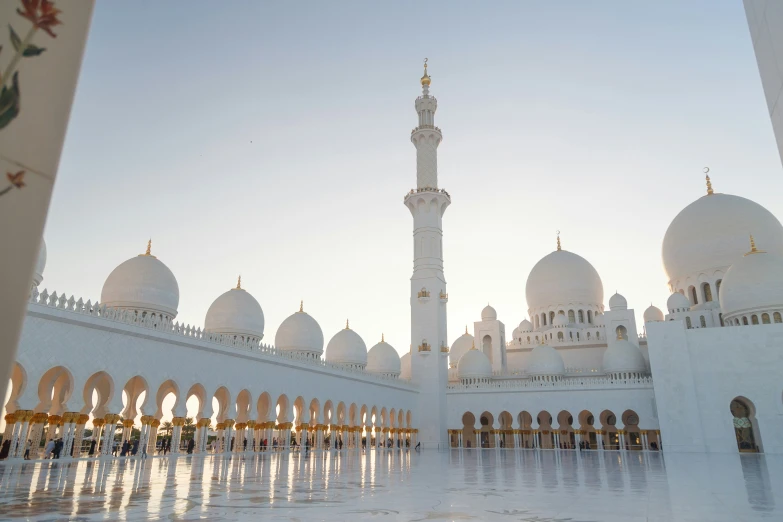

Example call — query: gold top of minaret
[345,319,350,330]
[141,239,156,258]
[235,275,242,290]
[299,300,304,313]
[421,58,431,86]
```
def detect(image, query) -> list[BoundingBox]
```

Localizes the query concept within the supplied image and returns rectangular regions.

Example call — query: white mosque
[3,63,783,460]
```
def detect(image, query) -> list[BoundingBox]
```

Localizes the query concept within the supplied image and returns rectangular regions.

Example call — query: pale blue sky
[44,1,782,355]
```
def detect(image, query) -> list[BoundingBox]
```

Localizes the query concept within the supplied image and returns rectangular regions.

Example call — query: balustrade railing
[447,374,653,391]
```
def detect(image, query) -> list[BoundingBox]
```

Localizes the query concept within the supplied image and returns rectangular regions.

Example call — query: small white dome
[643,305,664,323]
[449,331,474,368]
[511,326,521,339]
[603,339,646,375]
[324,324,367,368]
[204,281,264,339]
[552,313,569,327]
[518,319,533,332]
[33,238,46,286]
[662,192,783,288]
[719,246,783,319]
[101,245,179,318]
[608,292,627,311]
[667,292,691,313]
[275,304,324,355]
[457,348,492,380]
[367,338,401,376]
[400,352,411,380]
[525,344,565,377]
[481,304,497,321]
[526,248,604,312]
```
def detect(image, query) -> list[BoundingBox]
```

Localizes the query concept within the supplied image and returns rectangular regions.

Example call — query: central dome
[101,244,179,319]
[204,280,264,340]
[526,249,604,313]
[662,193,783,288]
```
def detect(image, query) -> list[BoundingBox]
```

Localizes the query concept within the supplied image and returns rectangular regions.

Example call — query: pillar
[45,414,61,445]
[61,412,80,459]
[148,419,160,454]
[215,423,225,452]
[137,416,152,458]
[596,430,604,451]
[234,423,246,453]
[283,423,292,451]
[11,410,33,458]
[224,419,235,454]
[299,424,309,453]
[91,419,105,456]
[245,420,255,452]
[101,414,120,456]
[618,429,626,451]
[171,417,186,454]
[122,419,134,443]
[27,413,48,459]
[641,430,648,450]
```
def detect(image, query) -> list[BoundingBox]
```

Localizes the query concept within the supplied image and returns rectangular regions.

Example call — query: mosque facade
[3,65,783,460]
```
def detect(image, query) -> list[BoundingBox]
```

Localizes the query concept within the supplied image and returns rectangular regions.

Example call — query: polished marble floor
[0,449,781,521]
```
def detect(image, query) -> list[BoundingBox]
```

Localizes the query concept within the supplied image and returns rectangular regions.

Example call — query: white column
[101,414,119,456]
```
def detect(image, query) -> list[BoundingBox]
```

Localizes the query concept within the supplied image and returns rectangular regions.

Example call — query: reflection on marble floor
[0,449,781,521]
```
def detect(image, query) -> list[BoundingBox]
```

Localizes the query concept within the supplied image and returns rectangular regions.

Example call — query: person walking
[44,439,55,459]
[131,439,139,456]
[187,438,194,454]
[53,439,62,459]
[243,438,247,452]
[89,439,96,456]
[23,439,32,460]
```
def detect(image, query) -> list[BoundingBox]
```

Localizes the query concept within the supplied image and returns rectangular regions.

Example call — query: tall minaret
[405,59,450,448]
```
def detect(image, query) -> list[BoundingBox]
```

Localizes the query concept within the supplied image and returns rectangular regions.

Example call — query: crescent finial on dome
[345,318,350,330]
[556,231,561,251]
[235,275,242,290]
[382,332,385,342]
[299,300,304,313]
[141,239,156,258]
[421,58,431,86]
[470,339,475,350]
[706,172,714,196]
[745,234,765,256]
[465,324,468,335]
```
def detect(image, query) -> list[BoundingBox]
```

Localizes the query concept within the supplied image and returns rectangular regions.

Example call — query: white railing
[447,374,653,391]
[28,286,415,389]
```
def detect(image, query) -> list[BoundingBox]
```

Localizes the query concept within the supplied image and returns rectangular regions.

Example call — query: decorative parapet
[446,375,654,391]
[27,286,416,390]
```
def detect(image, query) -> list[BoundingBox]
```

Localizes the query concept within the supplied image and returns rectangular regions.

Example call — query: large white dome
[608,292,627,311]
[101,244,179,318]
[204,280,264,339]
[525,344,565,377]
[366,337,401,376]
[481,304,497,321]
[526,249,604,312]
[643,305,664,323]
[719,244,783,320]
[457,348,492,380]
[275,304,325,356]
[449,330,474,368]
[324,323,367,368]
[602,339,646,375]
[33,238,46,287]
[662,192,783,287]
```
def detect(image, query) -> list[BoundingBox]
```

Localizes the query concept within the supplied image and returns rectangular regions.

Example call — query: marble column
[224,420,235,454]
[148,420,160,455]
[215,423,225,452]
[596,430,605,451]
[101,414,120,456]
[137,416,152,458]
[641,430,648,450]
[121,419,134,443]
[44,415,61,446]
[234,423,246,453]
[245,421,255,452]
[28,413,48,459]
[11,410,33,458]
[91,419,105,456]
[171,417,186,454]
[61,412,79,459]
[618,429,626,451]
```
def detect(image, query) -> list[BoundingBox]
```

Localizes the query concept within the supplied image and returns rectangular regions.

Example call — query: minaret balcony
[417,288,431,302]
[418,340,431,353]
[439,292,448,302]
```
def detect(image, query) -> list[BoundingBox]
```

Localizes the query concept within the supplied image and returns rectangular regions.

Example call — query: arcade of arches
[0,364,416,460]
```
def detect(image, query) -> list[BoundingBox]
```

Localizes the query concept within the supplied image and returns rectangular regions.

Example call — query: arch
[578,410,597,449]
[686,316,692,329]
[516,411,533,449]
[379,407,387,430]
[406,410,412,428]
[185,383,207,420]
[702,282,713,302]
[461,412,476,448]
[35,366,75,415]
[775,312,782,323]
[699,315,706,328]
[557,331,564,341]
[120,375,149,422]
[762,313,771,324]
[389,408,397,428]
[397,408,404,429]
[155,379,181,420]
[322,400,334,425]
[751,315,759,325]
[730,396,761,453]
[336,402,346,425]
[536,410,553,449]
[578,310,584,323]
[556,410,574,449]
[587,310,593,324]
[688,285,698,305]
[276,394,291,423]
[482,335,492,363]
[82,371,115,418]
[348,402,359,427]
[742,316,749,326]
[568,310,575,323]
[256,392,272,422]
[541,313,547,326]
[599,410,618,450]
[4,363,27,413]
[235,389,252,423]
[615,325,627,340]
[309,398,321,426]
[621,409,642,450]
[549,311,555,324]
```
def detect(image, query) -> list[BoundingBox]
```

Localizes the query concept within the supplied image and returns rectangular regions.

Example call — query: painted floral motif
[0,0,62,198]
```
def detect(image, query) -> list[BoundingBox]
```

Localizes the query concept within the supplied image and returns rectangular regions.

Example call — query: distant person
[44,439,55,459]
[415,441,421,451]
[53,439,62,459]
[23,439,32,460]
[243,438,247,451]
[89,439,96,455]
[121,440,129,456]
[0,439,11,459]
[187,438,195,454]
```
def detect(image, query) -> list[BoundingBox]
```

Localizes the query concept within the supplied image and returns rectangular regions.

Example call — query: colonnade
[448,427,661,451]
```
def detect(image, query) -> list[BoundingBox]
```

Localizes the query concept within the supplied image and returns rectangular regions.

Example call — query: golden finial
[382,333,385,342]
[420,58,431,86]
[745,234,765,256]
[299,300,304,313]
[236,275,242,290]
[704,168,713,195]
[346,319,350,330]
[470,339,476,350]
[556,230,561,251]
[145,239,151,256]
[465,325,468,335]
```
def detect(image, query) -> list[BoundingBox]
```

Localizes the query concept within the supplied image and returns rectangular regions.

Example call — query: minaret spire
[411,59,442,189]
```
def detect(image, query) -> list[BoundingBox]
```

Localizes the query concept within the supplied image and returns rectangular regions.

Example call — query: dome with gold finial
[449,326,474,368]
[719,236,783,323]
[367,334,401,377]
[662,175,783,292]
[275,301,324,358]
[457,342,492,381]
[101,240,180,320]
[324,320,367,368]
[204,276,265,342]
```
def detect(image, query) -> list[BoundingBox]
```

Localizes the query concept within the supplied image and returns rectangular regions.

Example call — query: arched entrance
[731,397,761,453]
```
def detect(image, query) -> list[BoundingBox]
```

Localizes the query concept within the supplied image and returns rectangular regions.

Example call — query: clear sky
[43,0,783,357]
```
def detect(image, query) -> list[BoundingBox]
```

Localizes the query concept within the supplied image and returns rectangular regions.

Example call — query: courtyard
[0,449,780,521]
